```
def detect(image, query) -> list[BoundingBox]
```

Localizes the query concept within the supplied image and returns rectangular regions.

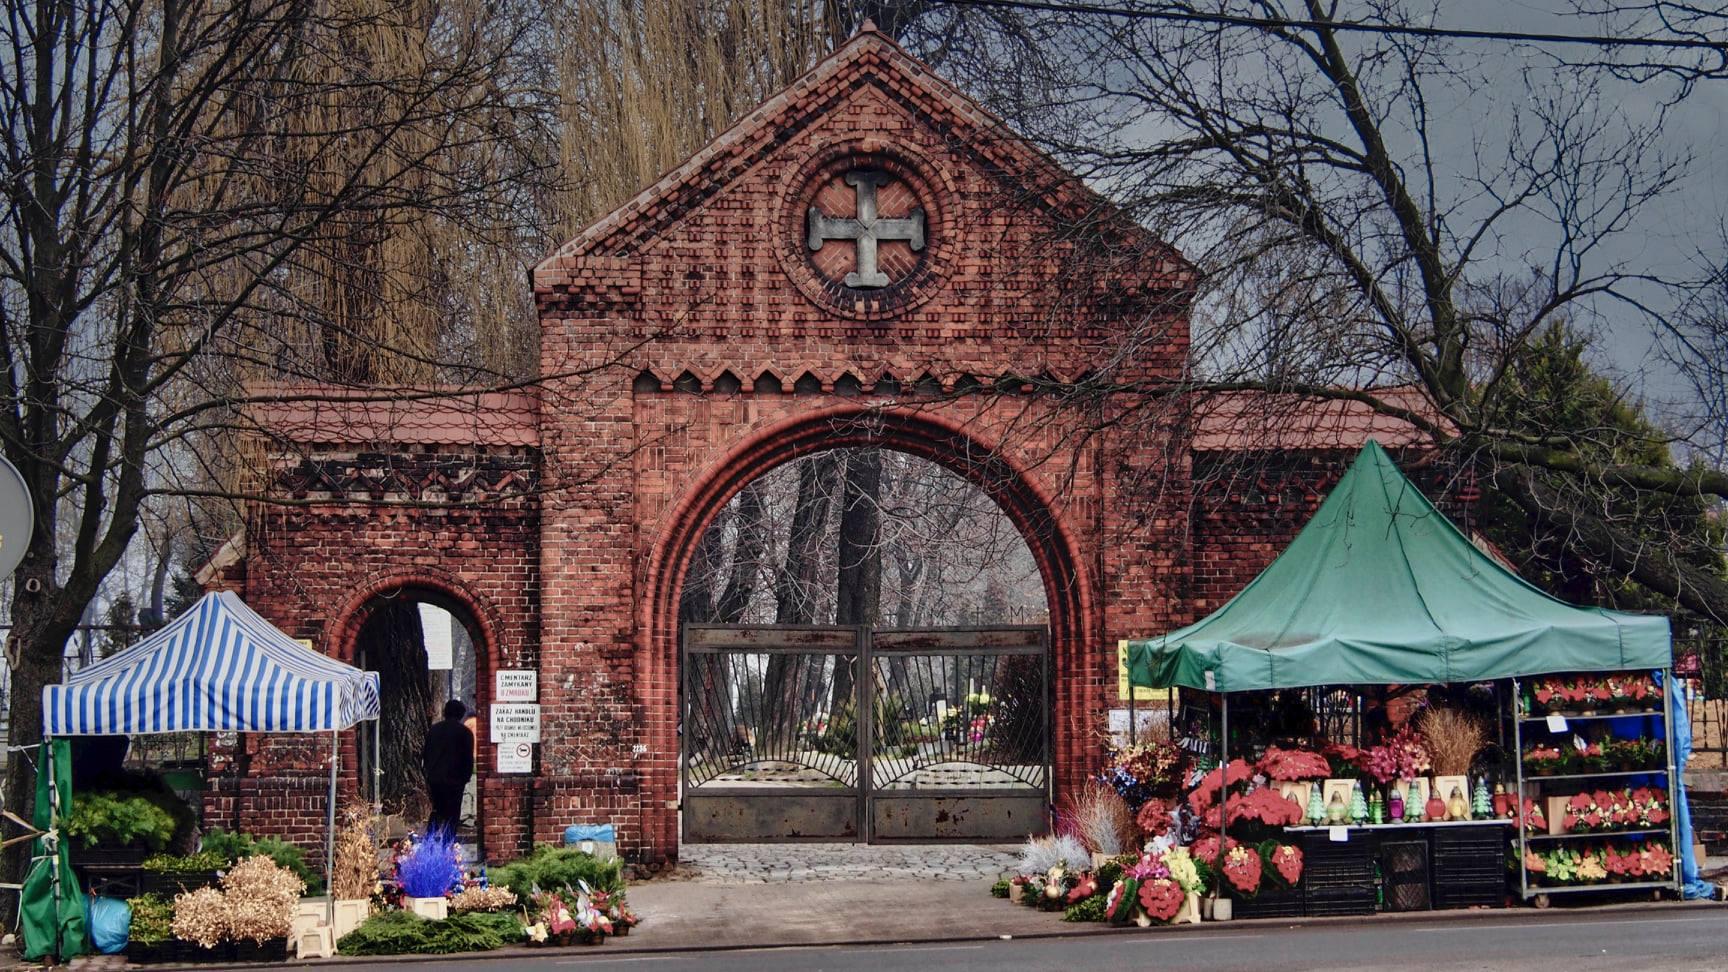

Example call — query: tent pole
[46,737,62,964]
[1216,694,1228,900]
[371,717,382,815]
[325,729,338,918]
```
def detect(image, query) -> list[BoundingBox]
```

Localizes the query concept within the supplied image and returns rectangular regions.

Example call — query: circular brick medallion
[779,146,950,321]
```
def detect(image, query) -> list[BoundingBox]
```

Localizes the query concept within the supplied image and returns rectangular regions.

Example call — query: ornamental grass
[1417,707,1487,776]
[332,809,382,901]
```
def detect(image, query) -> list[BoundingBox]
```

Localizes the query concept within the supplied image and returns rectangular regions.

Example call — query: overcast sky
[1446,1,1727,420]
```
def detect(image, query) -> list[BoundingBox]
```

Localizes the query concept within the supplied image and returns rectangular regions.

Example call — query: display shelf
[1511,670,1681,903]
[1518,710,1662,722]
[1521,768,1668,782]
[1521,879,1675,897]
[1286,819,1512,831]
[1523,828,1669,841]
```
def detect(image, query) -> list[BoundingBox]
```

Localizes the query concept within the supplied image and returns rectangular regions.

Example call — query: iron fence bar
[858,627,873,842]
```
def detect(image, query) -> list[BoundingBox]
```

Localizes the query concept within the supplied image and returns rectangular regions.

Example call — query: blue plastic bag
[563,823,615,844]
[86,896,129,955]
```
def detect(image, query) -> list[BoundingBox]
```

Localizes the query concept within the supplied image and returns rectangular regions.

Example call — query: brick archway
[636,404,1098,853]
[330,571,504,849]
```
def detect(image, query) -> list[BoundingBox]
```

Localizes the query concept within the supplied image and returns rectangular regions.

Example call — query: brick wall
[219,446,540,864]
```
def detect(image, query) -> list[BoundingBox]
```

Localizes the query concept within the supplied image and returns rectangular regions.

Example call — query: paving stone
[664,842,1020,884]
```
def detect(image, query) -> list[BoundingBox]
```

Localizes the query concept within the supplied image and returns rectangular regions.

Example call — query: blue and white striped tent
[42,591,380,735]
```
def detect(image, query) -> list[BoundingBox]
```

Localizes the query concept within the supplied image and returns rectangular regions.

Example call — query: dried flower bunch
[223,854,306,944]
[451,885,519,913]
[1416,708,1487,776]
[332,810,382,901]
[1063,782,1137,856]
[170,888,229,949]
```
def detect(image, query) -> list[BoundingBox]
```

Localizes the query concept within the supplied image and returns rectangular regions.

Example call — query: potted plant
[330,811,381,939]
[223,854,304,960]
[67,792,178,866]
[124,893,174,963]
[396,831,462,920]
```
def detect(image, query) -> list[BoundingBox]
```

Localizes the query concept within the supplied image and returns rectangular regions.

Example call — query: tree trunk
[360,600,434,818]
[765,454,840,751]
[0,590,73,924]
[714,482,769,624]
[831,449,882,709]
[679,505,729,623]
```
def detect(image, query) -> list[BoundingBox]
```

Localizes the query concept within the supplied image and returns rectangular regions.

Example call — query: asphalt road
[331,908,1726,971]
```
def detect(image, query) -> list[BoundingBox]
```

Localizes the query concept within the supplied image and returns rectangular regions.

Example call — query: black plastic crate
[1432,881,1506,910]
[1304,886,1376,916]
[1233,886,1305,919]
[1380,840,1430,912]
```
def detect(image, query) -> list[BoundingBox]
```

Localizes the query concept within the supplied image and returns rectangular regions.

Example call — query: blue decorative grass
[397,831,463,899]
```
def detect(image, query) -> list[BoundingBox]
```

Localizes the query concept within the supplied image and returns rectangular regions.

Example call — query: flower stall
[25,591,384,962]
[1053,440,1693,924]
[1119,442,1686,913]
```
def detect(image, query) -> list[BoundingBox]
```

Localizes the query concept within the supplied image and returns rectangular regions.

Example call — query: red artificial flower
[1271,845,1303,886]
[1191,835,1237,865]
[1535,686,1555,704]
[1067,875,1098,904]
[1138,878,1185,922]
[1222,846,1262,896]
[1136,798,1173,837]
[1592,685,1613,701]
[1257,747,1331,782]
[1225,788,1304,827]
[1642,845,1674,875]
[1188,759,1254,813]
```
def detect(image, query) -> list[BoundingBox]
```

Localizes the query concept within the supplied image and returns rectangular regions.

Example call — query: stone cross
[806,169,926,288]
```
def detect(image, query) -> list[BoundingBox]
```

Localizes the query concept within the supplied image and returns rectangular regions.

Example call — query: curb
[78,896,1722,970]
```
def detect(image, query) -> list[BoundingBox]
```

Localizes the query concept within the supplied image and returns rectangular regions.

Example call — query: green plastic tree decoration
[1349,782,1369,825]
[1473,779,1493,820]
[1306,785,1327,826]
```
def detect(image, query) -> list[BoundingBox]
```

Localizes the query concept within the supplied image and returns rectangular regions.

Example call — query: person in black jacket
[422,699,474,839]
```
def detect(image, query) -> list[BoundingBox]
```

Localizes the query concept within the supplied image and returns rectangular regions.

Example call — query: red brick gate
[229,27,1203,865]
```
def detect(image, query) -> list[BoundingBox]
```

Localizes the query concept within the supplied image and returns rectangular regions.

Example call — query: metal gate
[680,624,1050,842]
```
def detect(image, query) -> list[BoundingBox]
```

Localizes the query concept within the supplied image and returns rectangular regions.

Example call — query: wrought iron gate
[680,624,1050,842]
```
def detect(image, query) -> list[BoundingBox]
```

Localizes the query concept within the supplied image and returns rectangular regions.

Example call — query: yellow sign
[1118,639,1168,702]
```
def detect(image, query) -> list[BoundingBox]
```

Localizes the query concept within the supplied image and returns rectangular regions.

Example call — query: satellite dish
[0,455,33,579]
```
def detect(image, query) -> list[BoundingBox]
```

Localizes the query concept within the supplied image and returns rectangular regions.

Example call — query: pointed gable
[536,25,1195,387]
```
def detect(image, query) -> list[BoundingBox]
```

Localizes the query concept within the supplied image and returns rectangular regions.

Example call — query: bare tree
[966,1,1728,621]
[0,0,559,904]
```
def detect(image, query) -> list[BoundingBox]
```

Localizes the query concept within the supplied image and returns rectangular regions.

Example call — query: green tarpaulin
[20,738,87,961]
[1127,440,1670,692]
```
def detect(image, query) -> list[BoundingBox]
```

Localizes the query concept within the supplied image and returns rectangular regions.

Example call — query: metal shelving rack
[1510,671,1682,905]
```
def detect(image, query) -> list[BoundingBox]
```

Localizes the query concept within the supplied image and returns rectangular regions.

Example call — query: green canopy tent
[1124,440,1672,903]
[1126,439,1670,694]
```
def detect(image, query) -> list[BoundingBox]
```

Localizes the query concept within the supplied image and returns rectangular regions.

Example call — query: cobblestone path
[661,842,1021,883]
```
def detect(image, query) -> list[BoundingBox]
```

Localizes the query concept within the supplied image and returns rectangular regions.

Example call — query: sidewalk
[23,877,1722,970]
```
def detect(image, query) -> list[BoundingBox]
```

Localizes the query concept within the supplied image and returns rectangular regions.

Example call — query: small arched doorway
[650,408,1090,843]
[345,585,488,843]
